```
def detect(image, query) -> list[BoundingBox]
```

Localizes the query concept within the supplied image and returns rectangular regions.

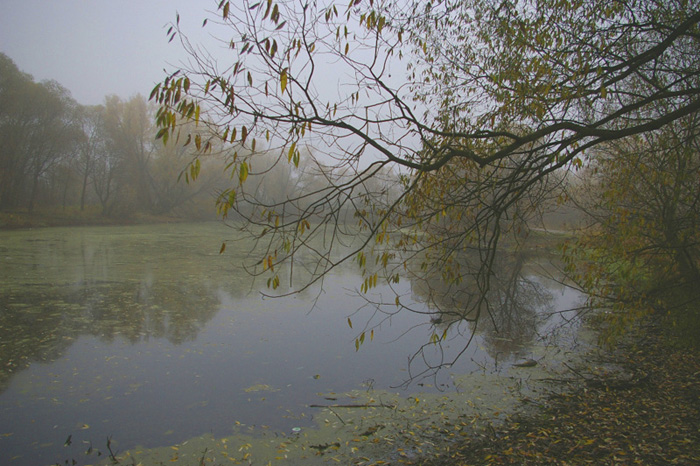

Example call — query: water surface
[0,223,582,464]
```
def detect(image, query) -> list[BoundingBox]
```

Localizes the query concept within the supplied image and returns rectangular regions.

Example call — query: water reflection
[0,282,222,369]
[409,250,559,363]
[0,225,239,395]
[0,224,579,465]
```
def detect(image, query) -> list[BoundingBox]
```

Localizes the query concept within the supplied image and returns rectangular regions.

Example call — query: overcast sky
[0,0,218,105]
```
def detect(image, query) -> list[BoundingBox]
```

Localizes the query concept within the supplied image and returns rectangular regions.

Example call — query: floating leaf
[244,384,279,393]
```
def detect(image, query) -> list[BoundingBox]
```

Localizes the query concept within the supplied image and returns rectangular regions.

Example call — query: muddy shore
[405,320,700,465]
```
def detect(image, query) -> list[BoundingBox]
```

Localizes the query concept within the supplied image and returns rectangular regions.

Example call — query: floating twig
[309,403,395,409]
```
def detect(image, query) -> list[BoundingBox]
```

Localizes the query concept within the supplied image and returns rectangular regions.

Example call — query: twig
[538,377,578,384]
[326,407,346,425]
[106,436,119,464]
[309,403,395,408]
[563,362,588,380]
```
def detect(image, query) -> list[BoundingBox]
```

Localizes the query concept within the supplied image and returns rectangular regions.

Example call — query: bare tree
[74,105,107,211]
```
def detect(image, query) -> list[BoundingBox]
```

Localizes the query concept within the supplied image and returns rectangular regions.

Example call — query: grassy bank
[0,206,196,230]
[406,316,700,465]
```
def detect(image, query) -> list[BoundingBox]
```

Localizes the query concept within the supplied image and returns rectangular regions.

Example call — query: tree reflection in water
[395,248,560,380]
[0,225,239,395]
[0,279,220,394]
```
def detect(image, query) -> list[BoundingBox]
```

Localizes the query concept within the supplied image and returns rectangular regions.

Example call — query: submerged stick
[308,403,395,409]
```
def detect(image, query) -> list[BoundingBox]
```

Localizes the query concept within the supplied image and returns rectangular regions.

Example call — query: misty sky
[0,0,218,105]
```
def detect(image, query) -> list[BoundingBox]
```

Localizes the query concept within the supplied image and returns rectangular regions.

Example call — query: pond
[0,222,584,465]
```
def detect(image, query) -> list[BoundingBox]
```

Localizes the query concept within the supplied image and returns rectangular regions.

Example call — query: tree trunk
[27,173,39,214]
[80,162,89,211]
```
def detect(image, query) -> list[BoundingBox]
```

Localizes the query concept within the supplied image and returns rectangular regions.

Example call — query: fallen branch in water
[309,442,340,452]
[106,435,118,463]
[309,403,395,409]
[198,447,208,466]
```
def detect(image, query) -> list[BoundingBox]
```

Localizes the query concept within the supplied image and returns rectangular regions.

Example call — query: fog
[0,0,216,105]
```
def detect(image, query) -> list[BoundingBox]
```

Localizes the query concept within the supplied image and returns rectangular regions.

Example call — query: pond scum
[81,329,595,466]
[94,378,518,465]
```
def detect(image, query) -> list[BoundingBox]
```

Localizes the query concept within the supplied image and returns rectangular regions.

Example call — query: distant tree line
[0,52,396,223]
[0,53,234,219]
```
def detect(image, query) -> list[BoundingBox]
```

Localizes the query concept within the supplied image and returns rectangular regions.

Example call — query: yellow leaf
[287,142,296,162]
[280,68,288,93]
[239,162,248,183]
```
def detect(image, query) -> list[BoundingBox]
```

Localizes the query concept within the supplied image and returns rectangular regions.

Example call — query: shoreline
[405,319,700,465]
[57,316,698,465]
[0,208,210,231]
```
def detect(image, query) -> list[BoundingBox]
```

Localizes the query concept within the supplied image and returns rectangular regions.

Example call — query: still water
[0,223,582,464]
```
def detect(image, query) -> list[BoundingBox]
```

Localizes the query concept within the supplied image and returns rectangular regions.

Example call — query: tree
[74,105,107,211]
[0,53,34,210]
[102,95,159,214]
[149,120,230,216]
[23,80,82,213]
[563,113,700,344]
[152,0,700,372]
[0,53,82,212]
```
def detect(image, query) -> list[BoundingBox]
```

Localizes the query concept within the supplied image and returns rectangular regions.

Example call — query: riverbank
[406,318,700,465]
[0,207,200,230]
